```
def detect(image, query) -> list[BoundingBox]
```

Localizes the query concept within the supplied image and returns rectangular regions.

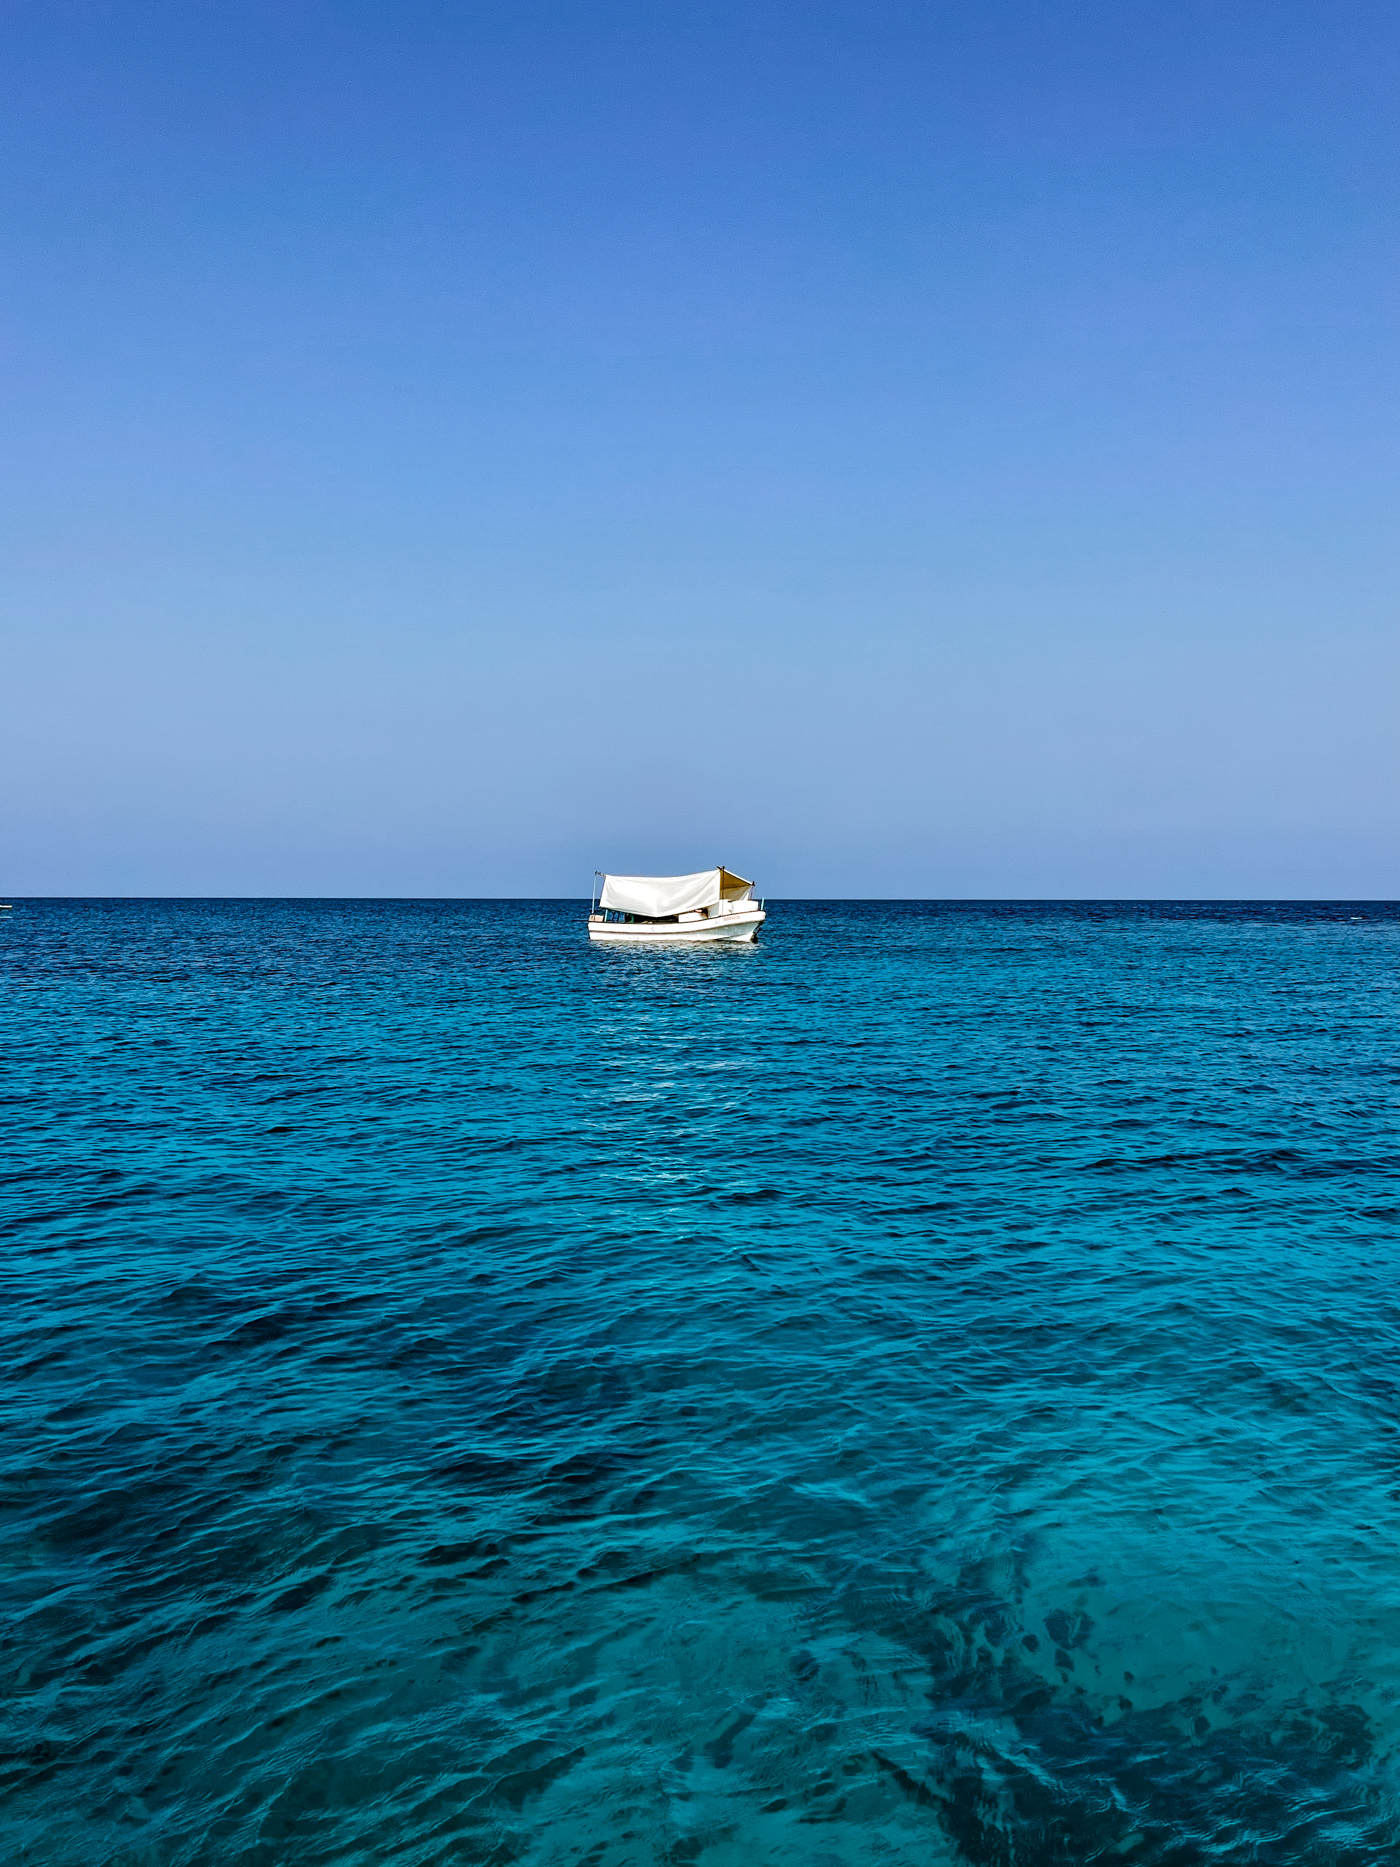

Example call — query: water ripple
[2,899,1397,1865]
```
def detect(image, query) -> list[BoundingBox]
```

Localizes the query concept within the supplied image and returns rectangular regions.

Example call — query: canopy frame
[596,866,753,919]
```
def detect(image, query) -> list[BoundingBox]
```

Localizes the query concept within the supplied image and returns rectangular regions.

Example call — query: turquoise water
[3,898,1398,1866]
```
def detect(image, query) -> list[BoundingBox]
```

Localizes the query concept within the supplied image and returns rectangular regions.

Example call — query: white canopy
[598,867,752,917]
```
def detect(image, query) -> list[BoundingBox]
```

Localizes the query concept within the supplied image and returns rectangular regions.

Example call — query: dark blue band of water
[3,899,1397,1865]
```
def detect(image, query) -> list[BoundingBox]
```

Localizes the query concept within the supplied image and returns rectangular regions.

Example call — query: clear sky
[2,0,1395,897]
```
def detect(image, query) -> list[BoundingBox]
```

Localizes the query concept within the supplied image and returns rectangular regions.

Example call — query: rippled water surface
[4,898,1399,1866]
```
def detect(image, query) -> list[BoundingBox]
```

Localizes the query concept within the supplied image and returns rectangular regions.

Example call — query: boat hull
[588,910,766,944]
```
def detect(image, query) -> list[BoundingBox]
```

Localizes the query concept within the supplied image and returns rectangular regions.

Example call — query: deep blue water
[3,898,1398,1867]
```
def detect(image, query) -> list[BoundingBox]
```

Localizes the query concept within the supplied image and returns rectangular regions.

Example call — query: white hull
[588,909,766,945]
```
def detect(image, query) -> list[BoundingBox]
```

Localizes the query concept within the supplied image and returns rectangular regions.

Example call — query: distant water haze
[1,0,1395,897]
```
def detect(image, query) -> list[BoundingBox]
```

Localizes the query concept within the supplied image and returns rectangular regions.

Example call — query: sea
[3,898,1398,1867]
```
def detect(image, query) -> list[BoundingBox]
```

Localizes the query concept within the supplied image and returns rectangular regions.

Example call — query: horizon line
[4,896,1395,907]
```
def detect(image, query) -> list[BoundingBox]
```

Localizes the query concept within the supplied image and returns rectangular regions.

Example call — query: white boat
[588,867,767,944]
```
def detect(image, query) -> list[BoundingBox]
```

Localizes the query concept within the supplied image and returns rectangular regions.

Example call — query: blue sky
[2,0,1395,896]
